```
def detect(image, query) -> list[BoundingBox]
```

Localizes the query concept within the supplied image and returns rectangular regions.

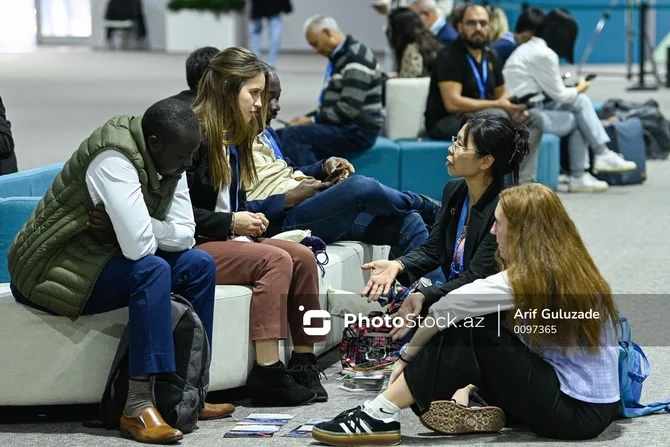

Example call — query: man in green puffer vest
[7,98,234,443]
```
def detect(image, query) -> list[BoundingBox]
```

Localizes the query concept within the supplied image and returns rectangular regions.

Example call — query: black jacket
[186,144,247,242]
[398,178,502,314]
[169,89,197,106]
[250,0,292,19]
[187,129,327,238]
[0,95,17,175]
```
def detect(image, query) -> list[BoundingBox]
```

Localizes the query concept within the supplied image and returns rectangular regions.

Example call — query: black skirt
[402,313,619,440]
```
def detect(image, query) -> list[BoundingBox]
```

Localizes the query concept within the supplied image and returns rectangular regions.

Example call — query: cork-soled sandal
[419,393,506,435]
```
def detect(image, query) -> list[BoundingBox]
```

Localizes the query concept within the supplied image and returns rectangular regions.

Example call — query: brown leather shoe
[120,408,183,444]
[199,402,235,420]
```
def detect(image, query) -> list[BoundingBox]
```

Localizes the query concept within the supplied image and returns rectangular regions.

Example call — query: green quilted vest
[7,115,181,318]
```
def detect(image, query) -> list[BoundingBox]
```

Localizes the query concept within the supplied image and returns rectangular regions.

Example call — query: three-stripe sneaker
[311,406,401,446]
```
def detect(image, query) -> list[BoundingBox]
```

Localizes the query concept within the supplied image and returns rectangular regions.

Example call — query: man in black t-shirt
[423,4,544,183]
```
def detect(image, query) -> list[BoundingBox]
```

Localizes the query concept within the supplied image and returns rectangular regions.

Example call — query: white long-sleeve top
[85,150,196,261]
[428,271,620,404]
[502,37,579,105]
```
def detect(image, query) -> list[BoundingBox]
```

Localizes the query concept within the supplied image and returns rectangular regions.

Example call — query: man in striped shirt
[276,15,383,166]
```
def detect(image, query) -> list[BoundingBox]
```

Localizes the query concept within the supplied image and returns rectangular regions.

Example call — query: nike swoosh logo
[379,408,394,415]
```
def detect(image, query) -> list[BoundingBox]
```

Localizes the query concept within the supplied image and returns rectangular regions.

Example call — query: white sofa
[385,77,431,140]
[0,242,389,406]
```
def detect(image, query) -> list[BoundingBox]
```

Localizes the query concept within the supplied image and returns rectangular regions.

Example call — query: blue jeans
[276,123,379,166]
[13,249,217,377]
[250,15,282,68]
[281,175,446,284]
[542,94,610,175]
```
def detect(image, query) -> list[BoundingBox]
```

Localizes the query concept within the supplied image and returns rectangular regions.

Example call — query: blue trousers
[13,249,217,377]
[249,15,282,69]
[86,249,216,377]
[281,175,446,284]
[276,123,378,166]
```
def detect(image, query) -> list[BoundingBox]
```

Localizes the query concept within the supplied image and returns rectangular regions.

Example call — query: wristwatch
[398,343,414,363]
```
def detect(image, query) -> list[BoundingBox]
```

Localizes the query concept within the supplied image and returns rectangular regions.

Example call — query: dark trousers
[13,249,217,377]
[276,123,378,166]
[403,314,619,440]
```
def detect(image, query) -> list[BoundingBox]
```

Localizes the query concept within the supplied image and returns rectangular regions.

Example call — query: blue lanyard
[261,130,283,161]
[229,145,241,212]
[466,53,488,100]
[449,196,469,280]
[318,62,334,104]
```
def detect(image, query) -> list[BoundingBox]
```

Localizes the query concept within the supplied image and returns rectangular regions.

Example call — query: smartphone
[510,92,537,105]
[585,73,597,81]
[324,167,346,184]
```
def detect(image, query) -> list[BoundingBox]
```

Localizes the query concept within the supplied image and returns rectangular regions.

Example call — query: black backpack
[97,294,211,434]
[598,98,670,160]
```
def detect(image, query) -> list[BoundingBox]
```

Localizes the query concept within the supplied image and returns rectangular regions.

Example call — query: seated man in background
[247,70,446,285]
[169,46,220,105]
[409,0,459,45]
[503,8,636,192]
[490,7,545,65]
[276,15,383,166]
[7,98,233,444]
[0,93,18,175]
[424,3,544,184]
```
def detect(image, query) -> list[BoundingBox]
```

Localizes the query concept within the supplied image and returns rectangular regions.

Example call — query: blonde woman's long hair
[192,46,269,190]
[488,6,509,42]
[498,184,620,354]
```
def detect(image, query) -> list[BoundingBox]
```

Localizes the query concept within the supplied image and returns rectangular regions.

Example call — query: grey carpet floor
[1,49,670,445]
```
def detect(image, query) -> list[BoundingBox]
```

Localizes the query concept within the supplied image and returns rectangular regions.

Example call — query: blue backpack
[617,315,670,417]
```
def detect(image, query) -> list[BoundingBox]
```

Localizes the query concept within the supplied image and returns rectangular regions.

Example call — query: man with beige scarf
[245,71,446,285]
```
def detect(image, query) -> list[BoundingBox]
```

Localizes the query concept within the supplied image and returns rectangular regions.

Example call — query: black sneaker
[312,406,401,446]
[287,352,328,402]
[246,361,317,407]
[418,194,442,228]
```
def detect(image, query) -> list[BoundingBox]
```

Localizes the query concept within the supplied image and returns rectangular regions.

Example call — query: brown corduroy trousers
[197,238,327,345]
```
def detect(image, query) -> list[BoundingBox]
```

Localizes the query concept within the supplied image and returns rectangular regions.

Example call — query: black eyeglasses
[451,135,475,153]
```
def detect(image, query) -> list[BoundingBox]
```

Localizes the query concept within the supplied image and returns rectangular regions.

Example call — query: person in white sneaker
[502,9,637,193]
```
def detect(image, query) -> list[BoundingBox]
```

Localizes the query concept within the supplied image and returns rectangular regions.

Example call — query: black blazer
[398,178,502,314]
[0,95,17,175]
[186,144,247,242]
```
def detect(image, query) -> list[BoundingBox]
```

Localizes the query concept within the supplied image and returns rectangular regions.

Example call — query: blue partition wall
[494,0,644,64]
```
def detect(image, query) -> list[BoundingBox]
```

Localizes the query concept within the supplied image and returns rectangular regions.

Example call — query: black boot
[287,352,328,402]
[246,361,317,407]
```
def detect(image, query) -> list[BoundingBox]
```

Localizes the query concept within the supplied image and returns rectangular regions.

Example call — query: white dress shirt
[214,146,232,213]
[502,37,578,104]
[85,150,196,261]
